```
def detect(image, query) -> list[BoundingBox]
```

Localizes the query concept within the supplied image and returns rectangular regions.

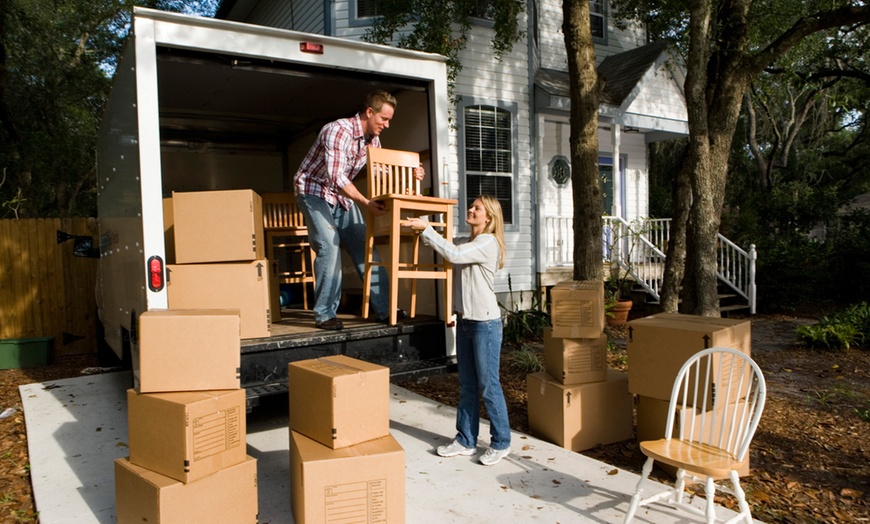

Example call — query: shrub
[508,344,545,374]
[500,274,551,344]
[796,302,870,350]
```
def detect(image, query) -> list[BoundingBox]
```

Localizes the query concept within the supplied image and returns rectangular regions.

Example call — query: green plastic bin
[0,337,55,370]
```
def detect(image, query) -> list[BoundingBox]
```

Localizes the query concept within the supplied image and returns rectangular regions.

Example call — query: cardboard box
[543,329,608,384]
[167,261,271,339]
[163,197,175,264]
[172,189,265,264]
[127,389,246,483]
[114,455,258,524]
[288,355,390,449]
[289,431,405,524]
[526,369,633,452]
[134,309,241,393]
[549,280,605,338]
[635,395,750,478]
[627,313,751,407]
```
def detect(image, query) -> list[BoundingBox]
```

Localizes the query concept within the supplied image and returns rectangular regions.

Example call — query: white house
[215,0,690,306]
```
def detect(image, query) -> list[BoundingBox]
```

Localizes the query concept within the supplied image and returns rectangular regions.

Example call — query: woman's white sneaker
[436,440,476,457]
[479,447,510,466]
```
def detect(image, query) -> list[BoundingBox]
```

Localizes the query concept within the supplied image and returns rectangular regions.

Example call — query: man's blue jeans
[454,317,511,451]
[296,194,389,322]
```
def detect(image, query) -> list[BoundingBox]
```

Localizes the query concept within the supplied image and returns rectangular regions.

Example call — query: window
[470,0,495,21]
[357,0,380,18]
[590,0,606,40]
[464,104,514,224]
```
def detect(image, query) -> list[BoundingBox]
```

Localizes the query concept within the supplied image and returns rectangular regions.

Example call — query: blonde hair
[365,90,397,114]
[476,194,506,270]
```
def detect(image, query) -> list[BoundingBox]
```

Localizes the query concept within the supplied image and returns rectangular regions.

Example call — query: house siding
[229,0,324,33]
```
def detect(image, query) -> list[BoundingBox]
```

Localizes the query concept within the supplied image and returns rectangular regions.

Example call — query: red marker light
[300,42,324,54]
[147,256,164,292]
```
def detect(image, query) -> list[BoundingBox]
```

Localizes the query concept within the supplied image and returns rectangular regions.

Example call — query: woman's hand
[414,163,425,181]
[403,216,428,232]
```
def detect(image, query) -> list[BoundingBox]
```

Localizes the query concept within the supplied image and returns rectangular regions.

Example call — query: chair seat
[640,439,743,478]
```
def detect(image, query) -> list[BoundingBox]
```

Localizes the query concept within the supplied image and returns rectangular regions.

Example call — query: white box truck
[97,8,456,408]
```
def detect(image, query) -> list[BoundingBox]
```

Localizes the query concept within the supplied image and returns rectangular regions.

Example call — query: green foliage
[854,405,870,423]
[500,274,551,344]
[507,344,544,374]
[796,302,870,350]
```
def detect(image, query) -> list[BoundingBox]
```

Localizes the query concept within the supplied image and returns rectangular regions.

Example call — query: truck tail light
[147,256,164,292]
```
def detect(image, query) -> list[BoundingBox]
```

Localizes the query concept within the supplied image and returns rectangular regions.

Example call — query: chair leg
[729,470,753,524]
[704,476,716,524]
[674,468,687,505]
[623,457,655,524]
[409,233,419,318]
[362,228,375,319]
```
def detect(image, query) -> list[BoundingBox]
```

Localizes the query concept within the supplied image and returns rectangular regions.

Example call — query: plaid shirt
[293,113,380,210]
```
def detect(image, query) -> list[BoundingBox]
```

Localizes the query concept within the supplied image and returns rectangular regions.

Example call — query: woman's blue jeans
[295,194,389,322]
[454,317,511,450]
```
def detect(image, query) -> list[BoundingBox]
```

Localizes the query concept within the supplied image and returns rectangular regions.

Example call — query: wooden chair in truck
[261,192,315,310]
[623,347,767,524]
[361,147,457,325]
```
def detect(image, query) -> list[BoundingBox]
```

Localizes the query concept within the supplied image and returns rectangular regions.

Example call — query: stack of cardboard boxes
[527,281,634,452]
[287,355,405,524]
[114,309,258,523]
[164,189,273,338]
[627,312,753,478]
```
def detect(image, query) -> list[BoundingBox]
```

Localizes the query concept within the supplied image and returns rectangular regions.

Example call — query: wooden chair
[361,147,457,325]
[261,192,315,310]
[623,347,766,524]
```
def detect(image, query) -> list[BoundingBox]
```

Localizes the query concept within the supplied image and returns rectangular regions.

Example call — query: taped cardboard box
[549,280,605,338]
[172,189,265,264]
[134,309,241,393]
[127,388,246,483]
[626,313,751,408]
[167,260,271,339]
[114,455,258,524]
[289,430,405,524]
[635,395,751,478]
[526,369,633,452]
[288,355,390,449]
[543,329,608,384]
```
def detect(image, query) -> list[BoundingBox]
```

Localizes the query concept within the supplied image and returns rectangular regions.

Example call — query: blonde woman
[405,195,510,466]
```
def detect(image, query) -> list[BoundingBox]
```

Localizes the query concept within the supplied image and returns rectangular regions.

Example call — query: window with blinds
[590,0,606,40]
[357,0,380,18]
[464,104,513,224]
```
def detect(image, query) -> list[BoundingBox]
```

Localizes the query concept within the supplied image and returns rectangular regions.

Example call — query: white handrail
[543,216,757,314]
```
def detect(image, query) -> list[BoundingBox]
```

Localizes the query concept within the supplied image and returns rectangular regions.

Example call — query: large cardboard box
[172,189,265,264]
[288,355,390,449]
[289,431,405,524]
[635,395,751,478]
[543,329,608,384]
[627,313,751,408]
[114,455,258,524]
[549,280,605,338]
[134,309,241,393]
[526,369,633,452]
[127,389,246,483]
[167,261,271,339]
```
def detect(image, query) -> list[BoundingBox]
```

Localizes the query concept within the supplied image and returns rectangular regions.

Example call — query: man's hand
[366,199,387,217]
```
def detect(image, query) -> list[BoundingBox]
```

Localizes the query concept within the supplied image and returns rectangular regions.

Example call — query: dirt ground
[0,313,868,523]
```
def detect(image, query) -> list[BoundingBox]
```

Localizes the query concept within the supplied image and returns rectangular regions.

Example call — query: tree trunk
[563,0,603,282]
[659,153,691,313]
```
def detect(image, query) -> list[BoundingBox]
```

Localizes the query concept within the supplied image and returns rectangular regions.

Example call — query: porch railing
[543,215,757,314]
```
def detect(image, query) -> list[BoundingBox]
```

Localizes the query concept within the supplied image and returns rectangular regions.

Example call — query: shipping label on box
[627,313,751,408]
[289,431,405,524]
[127,388,246,483]
[635,395,751,478]
[172,189,264,264]
[134,309,241,393]
[526,369,633,452]
[288,355,390,449]
[114,455,258,524]
[549,280,605,338]
[167,260,271,339]
[543,329,608,385]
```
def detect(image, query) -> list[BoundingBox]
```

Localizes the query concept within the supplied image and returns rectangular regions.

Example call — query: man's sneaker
[479,447,510,466]
[315,317,343,330]
[436,440,475,457]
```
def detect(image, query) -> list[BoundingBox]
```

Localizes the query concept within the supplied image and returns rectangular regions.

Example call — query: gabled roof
[597,40,669,105]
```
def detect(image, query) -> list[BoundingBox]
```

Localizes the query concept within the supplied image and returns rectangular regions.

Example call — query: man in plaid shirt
[294,90,423,330]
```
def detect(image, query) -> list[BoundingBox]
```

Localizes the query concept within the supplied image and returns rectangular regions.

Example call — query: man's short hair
[366,90,397,113]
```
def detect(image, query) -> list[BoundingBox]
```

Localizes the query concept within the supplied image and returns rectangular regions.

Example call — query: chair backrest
[261,192,306,230]
[366,146,421,198]
[664,347,766,463]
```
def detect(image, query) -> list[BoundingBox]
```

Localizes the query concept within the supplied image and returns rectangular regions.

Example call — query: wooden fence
[0,218,99,357]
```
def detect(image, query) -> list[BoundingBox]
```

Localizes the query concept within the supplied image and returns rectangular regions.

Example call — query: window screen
[464,104,514,224]
[590,0,606,39]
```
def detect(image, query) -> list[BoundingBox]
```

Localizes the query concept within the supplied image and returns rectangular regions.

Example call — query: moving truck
[97,8,456,408]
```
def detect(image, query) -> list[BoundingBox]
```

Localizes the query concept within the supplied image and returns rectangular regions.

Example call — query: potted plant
[605,278,633,327]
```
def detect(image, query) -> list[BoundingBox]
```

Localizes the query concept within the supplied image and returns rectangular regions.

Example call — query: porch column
[611,124,622,218]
